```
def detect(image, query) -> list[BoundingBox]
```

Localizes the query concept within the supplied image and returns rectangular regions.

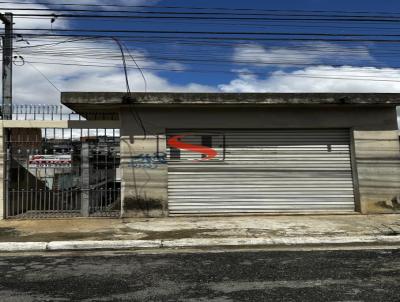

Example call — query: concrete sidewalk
[1,215,400,251]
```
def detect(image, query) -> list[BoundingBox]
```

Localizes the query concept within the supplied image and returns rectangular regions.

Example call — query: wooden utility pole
[0,13,13,120]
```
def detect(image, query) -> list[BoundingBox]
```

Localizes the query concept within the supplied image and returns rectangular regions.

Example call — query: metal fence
[5,127,121,218]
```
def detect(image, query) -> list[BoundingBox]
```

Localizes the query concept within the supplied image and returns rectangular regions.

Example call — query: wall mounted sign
[28,154,72,168]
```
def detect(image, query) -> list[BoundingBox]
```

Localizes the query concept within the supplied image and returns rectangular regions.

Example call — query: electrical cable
[123,43,148,138]
[2,2,400,17]
[4,13,400,105]
[25,60,61,92]
[11,13,400,23]
[6,7,400,20]
[109,37,146,137]
[122,41,147,93]
[15,28,400,38]
[110,37,130,93]
[11,33,400,43]
[16,60,400,83]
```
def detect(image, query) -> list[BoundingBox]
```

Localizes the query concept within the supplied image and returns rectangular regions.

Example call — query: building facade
[59,92,400,217]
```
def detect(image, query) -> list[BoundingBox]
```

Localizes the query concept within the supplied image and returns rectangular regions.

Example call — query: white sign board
[29,154,72,168]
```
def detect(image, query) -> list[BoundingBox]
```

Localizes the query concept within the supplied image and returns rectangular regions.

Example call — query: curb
[0,242,47,252]
[47,240,161,251]
[1,236,400,252]
[161,235,400,248]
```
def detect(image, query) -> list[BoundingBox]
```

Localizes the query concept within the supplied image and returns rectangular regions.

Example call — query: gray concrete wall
[353,130,400,213]
[120,133,168,217]
[0,127,4,220]
[121,106,397,132]
[119,105,399,216]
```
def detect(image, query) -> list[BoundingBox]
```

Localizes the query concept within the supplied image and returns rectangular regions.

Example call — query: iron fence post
[80,142,90,217]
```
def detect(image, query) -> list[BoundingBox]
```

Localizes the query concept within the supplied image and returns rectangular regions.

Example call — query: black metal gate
[5,128,121,218]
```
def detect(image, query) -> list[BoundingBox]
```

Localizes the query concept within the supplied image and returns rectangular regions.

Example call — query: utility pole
[0,13,12,220]
[0,13,13,120]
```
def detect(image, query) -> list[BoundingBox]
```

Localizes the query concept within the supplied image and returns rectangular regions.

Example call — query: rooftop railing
[0,104,119,121]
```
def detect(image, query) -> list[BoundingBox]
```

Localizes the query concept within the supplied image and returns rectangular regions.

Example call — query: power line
[1,1,400,17]
[11,30,399,74]
[11,13,400,23]
[12,33,400,43]
[6,7,400,19]
[6,13,400,92]
[14,36,400,52]
[26,61,61,92]
[20,44,396,55]
[14,28,400,38]
[121,41,147,93]
[17,60,400,83]
[14,16,400,31]
[14,50,380,68]
[108,37,147,136]
[13,36,94,49]
[110,37,130,93]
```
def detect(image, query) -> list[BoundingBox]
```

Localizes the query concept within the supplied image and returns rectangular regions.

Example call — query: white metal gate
[167,129,355,214]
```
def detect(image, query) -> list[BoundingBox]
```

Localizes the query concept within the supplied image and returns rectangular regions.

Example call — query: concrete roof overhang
[61,92,400,114]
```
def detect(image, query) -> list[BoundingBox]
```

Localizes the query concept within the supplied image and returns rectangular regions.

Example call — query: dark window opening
[201,135,212,159]
[201,135,213,148]
[170,147,181,160]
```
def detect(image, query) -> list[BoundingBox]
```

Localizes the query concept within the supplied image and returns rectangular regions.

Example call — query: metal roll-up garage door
[167,129,355,215]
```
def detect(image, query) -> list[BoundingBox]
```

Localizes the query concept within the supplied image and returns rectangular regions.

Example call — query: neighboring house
[61,92,400,217]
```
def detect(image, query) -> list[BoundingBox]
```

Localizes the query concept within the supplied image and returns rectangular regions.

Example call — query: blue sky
[0,0,399,127]
[152,0,400,87]
[60,0,400,89]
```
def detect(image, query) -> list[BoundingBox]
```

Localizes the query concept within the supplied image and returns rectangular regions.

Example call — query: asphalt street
[0,248,400,301]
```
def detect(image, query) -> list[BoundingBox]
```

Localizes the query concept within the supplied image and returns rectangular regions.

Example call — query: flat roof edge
[61,92,400,112]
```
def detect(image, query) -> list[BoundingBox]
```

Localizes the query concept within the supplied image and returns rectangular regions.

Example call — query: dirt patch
[0,227,21,239]
[0,231,117,242]
[123,197,164,211]
[141,228,217,240]
[374,224,400,236]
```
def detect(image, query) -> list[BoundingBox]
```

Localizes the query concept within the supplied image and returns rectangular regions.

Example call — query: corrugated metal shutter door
[168,130,355,214]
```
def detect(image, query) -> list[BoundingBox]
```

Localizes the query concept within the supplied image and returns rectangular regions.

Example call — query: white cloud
[58,66,216,93]
[219,66,400,93]
[0,0,159,29]
[0,1,69,29]
[0,0,212,106]
[219,66,400,127]
[10,64,215,106]
[9,38,215,106]
[233,43,373,67]
[1,4,398,127]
